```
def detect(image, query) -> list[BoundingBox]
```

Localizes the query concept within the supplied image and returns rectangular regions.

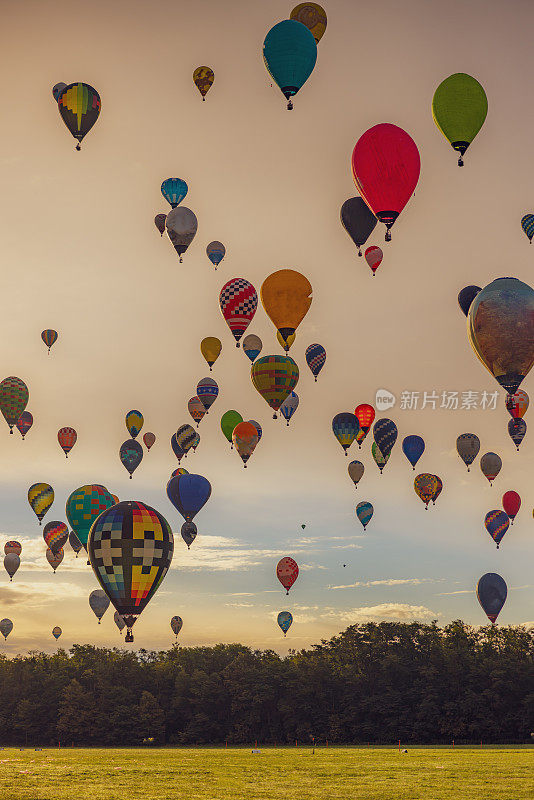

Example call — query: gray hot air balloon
[52,626,62,640]
[456,433,480,472]
[46,547,63,573]
[114,611,126,634]
[52,82,67,102]
[480,452,502,485]
[171,615,183,638]
[348,460,365,488]
[0,619,13,640]
[165,207,198,262]
[89,589,110,623]
[206,241,226,270]
[4,553,20,581]
[181,521,197,549]
[69,531,83,556]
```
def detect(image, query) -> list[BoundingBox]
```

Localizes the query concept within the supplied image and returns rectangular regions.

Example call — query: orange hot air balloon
[505,390,529,420]
[276,556,299,595]
[414,474,438,509]
[355,404,375,448]
[57,427,77,458]
[232,421,259,468]
[260,270,312,351]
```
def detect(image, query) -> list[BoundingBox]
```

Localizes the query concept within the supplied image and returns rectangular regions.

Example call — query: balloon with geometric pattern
[431,476,443,505]
[484,509,510,549]
[305,343,326,382]
[277,610,293,636]
[521,214,534,244]
[188,397,205,427]
[69,531,83,557]
[176,424,197,455]
[0,376,29,433]
[243,334,262,363]
[356,501,373,530]
[508,418,527,451]
[161,178,188,209]
[52,83,67,102]
[66,484,116,550]
[414,474,438,509]
[332,413,359,455]
[280,391,299,427]
[371,441,389,474]
[373,418,398,460]
[251,355,299,418]
[28,482,54,526]
[355,404,375,447]
[119,439,143,479]
[219,278,258,347]
[16,411,33,440]
[364,246,383,275]
[41,329,58,353]
[43,521,69,555]
[57,82,101,150]
[196,378,219,413]
[88,501,174,642]
[52,626,62,640]
[4,541,21,556]
[58,427,77,457]
[505,389,529,420]
[125,410,143,439]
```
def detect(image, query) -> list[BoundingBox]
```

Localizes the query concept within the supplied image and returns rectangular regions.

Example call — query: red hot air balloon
[355,403,375,447]
[58,427,77,457]
[352,123,420,241]
[276,556,299,595]
[502,490,521,524]
[219,278,258,347]
[364,246,383,275]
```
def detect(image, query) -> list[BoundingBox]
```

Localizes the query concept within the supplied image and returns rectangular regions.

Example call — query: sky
[0,0,533,656]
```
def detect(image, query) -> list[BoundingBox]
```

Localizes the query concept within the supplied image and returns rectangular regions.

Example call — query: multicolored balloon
[290,3,327,42]
[43,521,69,555]
[356,501,373,530]
[0,376,29,433]
[402,435,425,470]
[188,397,205,427]
[206,242,226,269]
[280,392,299,426]
[46,547,63,573]
[502,491,520,524]
[58,426,77,457]
[119,439,143,479]
[232,421,260,467]
[171,615,183,638]
[66,485,115,550]
[348,460,364,488]
[505,389,529,420]
[521,214,534,244]
[432,73,488,166]
[332,413,359,455]
[260,270,312,352]
[248,420,262,442]
[340,197,377,256]
[251,355,299,418]
[196,377,218,412]
[352,123,420,241]
[484,510,510,549]
[52,626,62,640]
[276,557,299,594]
[166,207,198,262]
[143,432,156,451]
[88,501,174,642]
[456,433,480,471]
[477,572,507,624]
[277,610,293,636]
[431,476,443,506]
[161,178,188,208]
[16,411,33,440]
[125,410,143,439]
[193,66,214,100]
[480,452,502,485]
[4,541,21,556]
[305,344,326,382]
[41,329,58,353]
[371,441,389,474]
[219,278,258,347]
[355,404,375,447]
[243,334,262,362]
[171,433,185,463]
[365,246,383,275]
[28,483,54,525]
[89,589,110,624]
[200,338,222,371]
[263,20,317,110]
[176,424,197,455]
[414,474,438,509]
[508,418,527,451]
[166,473,211,523]
[57,82,101,150]
[52,82,67,102]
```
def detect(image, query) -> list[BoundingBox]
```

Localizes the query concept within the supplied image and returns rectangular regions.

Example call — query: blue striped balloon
[373,418,398,459]
[161,178,188,209]
[356,501,374,530]
[521,214,534,243]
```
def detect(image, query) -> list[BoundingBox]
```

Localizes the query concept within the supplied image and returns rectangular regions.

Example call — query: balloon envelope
[46,547,63,572]
[43,521,69,555]
[505,389,529,419]
[66,485,115,549]
[290,3,327,42]
[221,410,243,444]
[200,337,222,369]
[480,452,502,484]
[0,376,29,432]
[58,426,77,457]
[143,432,156,450]
[484,510,510,548]
[193,66,214,98]
[0,619,13,639]
[28,483,54,525]
[89,589,110,622]
[477,573,507,624]
[166,474,211,522]
[4,553,19,580]
[414,474,438,508]
[41,329,58,351]
[432,73,488,165]
[260,270,312,351]
[206,241,226,268]
[161,178,188,209]
[196,378,218,411]
[154,214,167,235]
[280,391,299,426]
[356,501,373,530]
[52,626,62,640]
[373,418,398,459]
[348,460,364,487]
[232,421,259,466]
[251,355,299,414]
[332,413,359,454]
[52,82,67,102]
[57,83,101,149]
[340,198,377,256]
[120,439,143,478]
[16,411,33,439]
[247,420,262,442]
[521,214,534,243]
[365,246,383,275]
[166,207,198,260]
[171,615,183,636]
[263,20,317,108]
[277,610,293,635]
[69,531,83,555]
[181,521,197,548]
[276,556,299,594]
[402,435,425,469]
[243,334,262,362]
[125,410,143,438]
[219,278,258,346]
[188,397,205,426]
[502,490,520,522]
[508,418,527,450]
[355,404,375,446]
[458,285,481,317]
[456,433,480,471]
[114,611,126,632]
[305,343,326,381]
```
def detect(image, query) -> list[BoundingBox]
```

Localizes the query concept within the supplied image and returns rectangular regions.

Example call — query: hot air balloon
[248,420,262,441]
[193,67,214,100]
[166,207,198,262]
[57,427,77,458]
[355,404,375,447]
[456,433,480,472]
[305,344,326,382]
[154,214,167,236]
[120,439,143,479]
[0,377,29,433]
[277,330,296,351]
[290,3,327,42]
[28,483,54,525]
[348,460,364,488]
[171,468,188,479]
[69,531,83,556]
[219,278,258,347]
[196,378,218,413]
[188,397,205,427]
[508,418,527,451]
[365,246,383,275]
[505,389,529,419]
[260,270,312,352]
[89,501,174,642]
[480,452,502,485]
[200,338,222,371]
[373,419,398,459]
[4,553,19,581]
[432,73,488,166]
[41,329,58,353]
[232,421,259,467]
[171,616,183,638]
[458,286,481,317]
[171,433,185,463]
[16,411,33,440]
[206,242,226,269]
[521,214,534,244]
[414,474,438,509]
[484,510,510,549]
[468,277,534,394]
[243,334,262,363]
[477,573,507,624]
[176,424,197,455]
[4,541,21,556]
[181,521,197,549]
[352,124,420,241]
[332,413,359,455]
[111,494,119,505]
[125,410,143,439]
[220,410,243,447]
[263,20,317,110]
[167,473,211,522]
[432,476,443,506]
[371,442,389,474]
[66,485,115,550]
[89,589,110,624]
[143,432,156,451]
[277,610,293,636]
[251,355,299,418]
[43,521,69,555]
[46,547,63,573]
[502,491,520,524]
[57,82,101,150]
[356,501,373,530]
[114,611,126,634]
[0,619,13,640]
[276,557,299,594]
[340,197,377,256]
[402,435,425,470]
[52,626,62,640]
[161,178,188,208]
[52,82,67,102]
[280,392,299,426]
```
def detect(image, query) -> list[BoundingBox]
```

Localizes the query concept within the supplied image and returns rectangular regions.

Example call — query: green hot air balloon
[263,19,317,110]
[0,376,29,433]
[221,410,243,447]
[432,73,488,166]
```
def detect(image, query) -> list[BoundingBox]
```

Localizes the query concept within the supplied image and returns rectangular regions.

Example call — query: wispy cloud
[323,603,438,624]
[170,535,282,572]
[0,581,86,609]
[330,578,434,590]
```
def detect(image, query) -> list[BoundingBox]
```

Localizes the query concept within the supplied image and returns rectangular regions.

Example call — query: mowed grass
[0,746,532,800]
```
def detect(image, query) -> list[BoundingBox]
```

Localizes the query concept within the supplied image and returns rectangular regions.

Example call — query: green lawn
[0,746,532,800]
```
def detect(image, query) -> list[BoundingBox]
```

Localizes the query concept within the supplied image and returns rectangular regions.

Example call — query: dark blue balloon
[402,435,425,469]
[373,418,398,459]
[476,572,507,623]
[119,439,143,478]
[458,285,481,316]
[167,474,211,522]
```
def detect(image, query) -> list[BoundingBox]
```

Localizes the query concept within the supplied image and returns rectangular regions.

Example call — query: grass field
[0,746,532,800]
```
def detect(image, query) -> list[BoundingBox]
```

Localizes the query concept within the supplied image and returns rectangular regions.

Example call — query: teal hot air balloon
[356,501,373,531]
[432,73,488,166]
[521,214,534,244]
[161,178,188,209]
[263,19,317,110]
[277,611,293,637]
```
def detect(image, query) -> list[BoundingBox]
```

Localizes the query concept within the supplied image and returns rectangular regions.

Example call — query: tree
[137,691,166,743]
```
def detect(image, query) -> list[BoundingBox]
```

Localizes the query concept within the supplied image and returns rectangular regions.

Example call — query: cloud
[224,602,254,608]
[323,603,438,624]
[0,581,86,609]
[170,535,282,572]
[330,578,433,590]
[437,590,473,596]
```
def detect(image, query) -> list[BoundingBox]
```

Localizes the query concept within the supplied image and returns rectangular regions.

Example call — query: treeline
[0,621,533,745]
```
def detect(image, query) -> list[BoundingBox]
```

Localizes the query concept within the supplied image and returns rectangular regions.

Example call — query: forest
[0,621,532,746]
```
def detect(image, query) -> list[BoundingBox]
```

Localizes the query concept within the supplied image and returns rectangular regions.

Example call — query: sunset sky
[1,0,533,656]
